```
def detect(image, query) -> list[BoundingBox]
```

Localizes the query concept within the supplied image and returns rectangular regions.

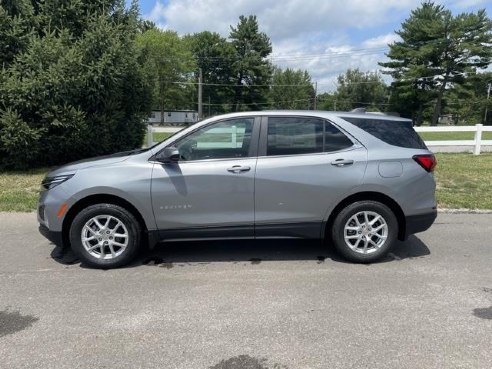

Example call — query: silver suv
[38,111,437,268]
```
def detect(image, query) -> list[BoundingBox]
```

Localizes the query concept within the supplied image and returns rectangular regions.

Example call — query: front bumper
[39,224,64,248]
[405,209,437,237]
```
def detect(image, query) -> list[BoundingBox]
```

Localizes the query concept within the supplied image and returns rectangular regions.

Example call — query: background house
[146,110,199,125]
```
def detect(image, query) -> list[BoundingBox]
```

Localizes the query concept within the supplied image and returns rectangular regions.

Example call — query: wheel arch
[62,194,149,248]
[325,191,406,241]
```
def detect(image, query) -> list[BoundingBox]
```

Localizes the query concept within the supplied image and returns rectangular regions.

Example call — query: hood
[47,149,146,176]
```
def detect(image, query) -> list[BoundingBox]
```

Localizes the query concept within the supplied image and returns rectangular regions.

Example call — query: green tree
[333,69,388,111]
[387,78,434,125]
[317,92,337,111]
[443,72,492,125]
[0,0,35,66]
[229,15,273,111]
[270,67,314,109]
[184,31,236,116]
[0,0,152,169]
[380,2,492,125]
[136,29,195,124]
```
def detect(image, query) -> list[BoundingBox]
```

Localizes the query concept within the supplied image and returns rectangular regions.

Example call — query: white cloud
[452,0,488,9]
[362,33,401,48]
[143,0,490,92]
[146,0,417,41]
[270,37,393,92]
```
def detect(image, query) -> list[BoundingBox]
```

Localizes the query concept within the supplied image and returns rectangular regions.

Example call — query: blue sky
[131,0,492,91]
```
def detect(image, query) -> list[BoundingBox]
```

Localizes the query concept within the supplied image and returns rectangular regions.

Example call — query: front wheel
[69,204,141,268]
[331,201,398,263]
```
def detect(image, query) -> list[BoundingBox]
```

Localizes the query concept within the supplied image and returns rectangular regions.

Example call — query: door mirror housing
[156,147,180,163]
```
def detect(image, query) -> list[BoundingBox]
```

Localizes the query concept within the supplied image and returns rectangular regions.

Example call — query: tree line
[0,0,491,169]
[137,15,315,120]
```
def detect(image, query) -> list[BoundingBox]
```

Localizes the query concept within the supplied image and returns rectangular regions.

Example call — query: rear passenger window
[266,117,353,156]
[325,123,353,152]
[267,117,323,156]
[342,117,427,149]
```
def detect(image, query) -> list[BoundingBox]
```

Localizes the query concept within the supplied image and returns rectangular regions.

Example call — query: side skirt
[150,222,323,246]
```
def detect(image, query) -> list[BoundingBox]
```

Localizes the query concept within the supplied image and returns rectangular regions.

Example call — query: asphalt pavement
[0,212,491,369]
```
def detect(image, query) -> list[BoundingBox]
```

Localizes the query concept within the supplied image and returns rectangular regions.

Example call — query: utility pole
[484,82,491,125]
[313,81,317,110]
[208,95,211,117]
[198,68,203,119]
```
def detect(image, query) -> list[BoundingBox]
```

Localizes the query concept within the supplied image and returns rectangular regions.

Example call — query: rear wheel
[69,204,141,268]
[331,201,397,263]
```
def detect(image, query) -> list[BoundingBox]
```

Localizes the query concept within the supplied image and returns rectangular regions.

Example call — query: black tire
[330,201,398,263]
[69,204,141,268]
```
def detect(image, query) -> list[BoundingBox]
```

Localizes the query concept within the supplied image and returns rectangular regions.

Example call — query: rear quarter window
[341,117,427,150]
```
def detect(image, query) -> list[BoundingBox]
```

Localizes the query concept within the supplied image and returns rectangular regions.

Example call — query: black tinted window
[342,117,427,149]
[325,123,353,152]
[267,117,323,156]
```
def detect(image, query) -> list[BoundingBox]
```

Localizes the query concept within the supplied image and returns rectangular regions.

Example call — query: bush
[0,1,152,169]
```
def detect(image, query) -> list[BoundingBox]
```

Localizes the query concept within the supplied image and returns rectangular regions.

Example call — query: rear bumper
[39,224,64,248]
[405,209,437,237]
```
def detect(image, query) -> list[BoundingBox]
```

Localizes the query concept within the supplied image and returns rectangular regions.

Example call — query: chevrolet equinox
[38,111,437,268]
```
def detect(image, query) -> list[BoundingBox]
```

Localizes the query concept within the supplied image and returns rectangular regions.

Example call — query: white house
[146,110,199,125]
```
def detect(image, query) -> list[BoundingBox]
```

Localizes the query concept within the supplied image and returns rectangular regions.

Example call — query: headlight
[41,174,75,190]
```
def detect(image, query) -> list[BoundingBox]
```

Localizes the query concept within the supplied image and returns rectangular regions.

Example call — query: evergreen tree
[380,2,492,125]
[0,0,151,169]
[444,72,492,125]
[229,15,272,111]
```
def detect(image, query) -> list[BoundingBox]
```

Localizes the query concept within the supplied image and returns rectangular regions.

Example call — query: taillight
[413,154,437,172]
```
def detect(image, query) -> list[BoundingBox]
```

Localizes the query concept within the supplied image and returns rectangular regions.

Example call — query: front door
[151,117,259,239]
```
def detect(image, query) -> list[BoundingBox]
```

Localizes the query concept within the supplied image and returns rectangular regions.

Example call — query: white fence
[148,123,492,155]
[414,124,492,155]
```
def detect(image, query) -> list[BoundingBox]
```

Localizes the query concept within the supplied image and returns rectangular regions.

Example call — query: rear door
[254,116,368,238]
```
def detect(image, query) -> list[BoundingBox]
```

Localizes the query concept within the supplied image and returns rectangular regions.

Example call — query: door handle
[227,165,251,173]
[331,159,354,167]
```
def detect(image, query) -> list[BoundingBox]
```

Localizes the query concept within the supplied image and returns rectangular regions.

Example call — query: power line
[199,98,314,107]
[172,81,315,87]
[145,37,474,64]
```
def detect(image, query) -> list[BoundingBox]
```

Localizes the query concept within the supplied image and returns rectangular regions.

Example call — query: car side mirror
[157,147,180,163]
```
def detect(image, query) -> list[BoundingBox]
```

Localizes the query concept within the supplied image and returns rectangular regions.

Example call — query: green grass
[143,132,173,146]
[419,131,492,141]
[0,168,47,212]
[1,153,491,212]
[434,153,492,209]
[153,132,174,142]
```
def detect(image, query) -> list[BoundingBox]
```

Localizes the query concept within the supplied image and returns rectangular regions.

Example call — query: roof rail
[350,108,366,113]
[348,108,400,117]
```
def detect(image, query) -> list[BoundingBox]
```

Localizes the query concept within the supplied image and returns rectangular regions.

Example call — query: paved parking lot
[0,212,491,369]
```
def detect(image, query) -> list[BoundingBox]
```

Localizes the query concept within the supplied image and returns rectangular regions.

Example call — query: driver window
[175,118,254,161]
